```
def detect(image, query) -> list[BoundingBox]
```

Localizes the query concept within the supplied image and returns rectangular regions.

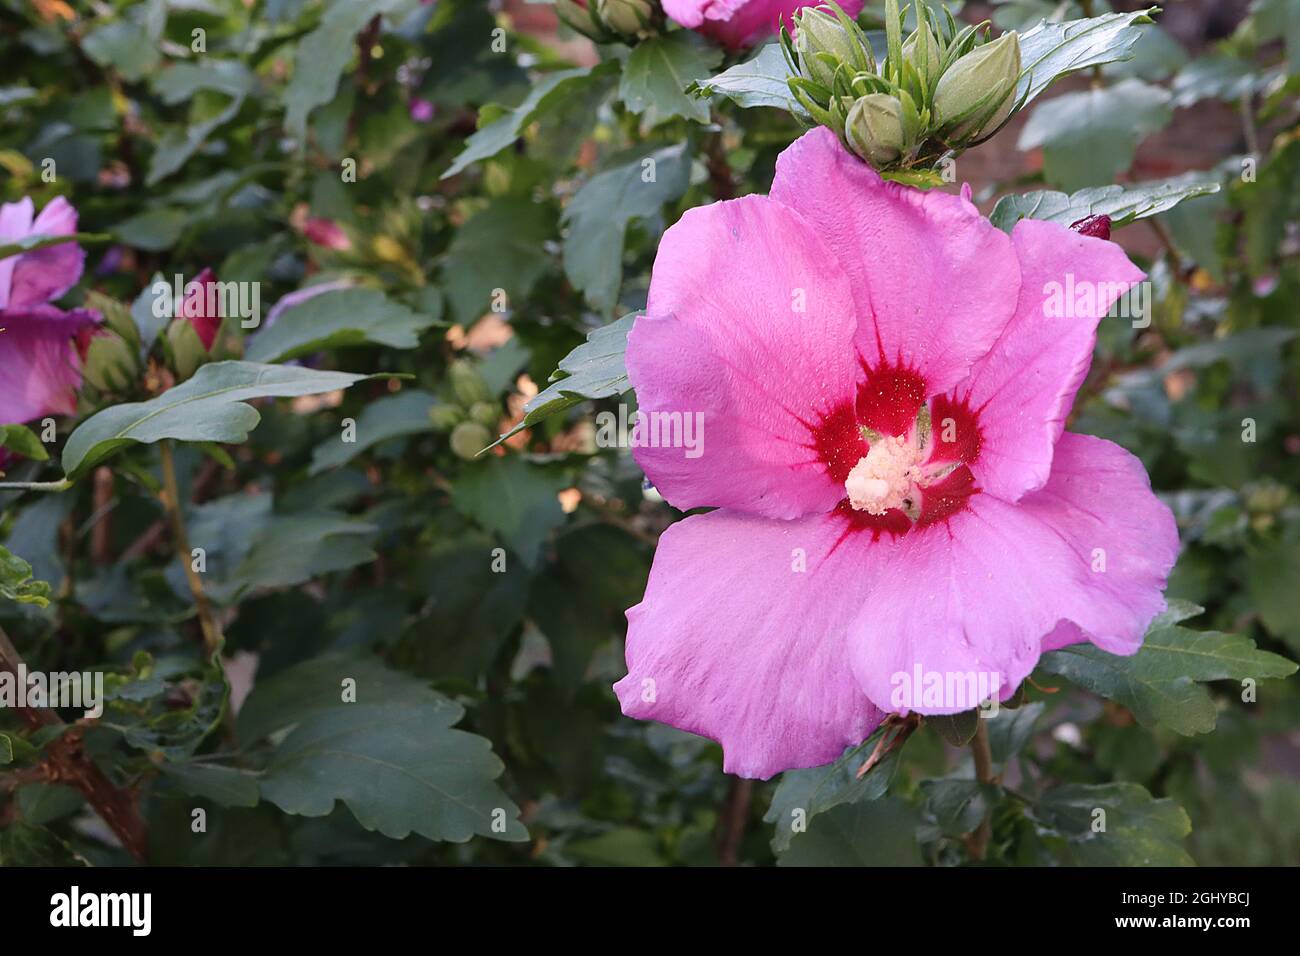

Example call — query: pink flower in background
[614,128,1177,779]
[663,0,864,49]
[0,196,100,427]
[0,196,84,310]
[0,306,102,424]
[409,98,436,123]
[179,267,222,350]
[302,217,352,251]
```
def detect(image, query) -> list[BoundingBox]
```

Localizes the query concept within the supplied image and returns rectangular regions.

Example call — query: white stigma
[845,434,921,515]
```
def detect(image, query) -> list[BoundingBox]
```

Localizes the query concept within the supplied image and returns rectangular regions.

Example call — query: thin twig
[158,441,222,656]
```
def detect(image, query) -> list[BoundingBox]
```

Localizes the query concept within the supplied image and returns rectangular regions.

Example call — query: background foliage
[0,0,1298,866]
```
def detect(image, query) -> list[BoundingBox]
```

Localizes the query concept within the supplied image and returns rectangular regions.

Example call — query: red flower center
[811,360,982,538]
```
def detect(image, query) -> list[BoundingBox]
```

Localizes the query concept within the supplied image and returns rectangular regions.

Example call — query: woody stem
[967,718,994,861]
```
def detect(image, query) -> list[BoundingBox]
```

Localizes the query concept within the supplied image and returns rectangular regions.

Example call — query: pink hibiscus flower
[0,196,85,310]
[663,0,864,49]
[614,128,1178,779]
[0,197,100,426]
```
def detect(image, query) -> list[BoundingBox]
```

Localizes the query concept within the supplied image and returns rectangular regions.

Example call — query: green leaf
[160,762,261,808]
[765,728,904,852]
[568,828,665,866]
[442,64,616,179]
[244,654,527,843]
[619,33,722,124]
[1242,523,1300,655]
[989,173,1221,232]
[1018,79,1171,191]
[529,525,649,695]
[1028,783,1193,866]
[562,144,692,311]
[440,199,554,324]
[102,658,228,761]
[228,512,378,595]
[0,546,51,608]
[61,361,382,479]
[0,231,109,261]
[491,313,636,449]
[244,289,441,363]
[1038,601,1298,735]
[450,456,566,568]
[689,43,804,113]
[0,425,49,462]
[927,709,980,746]
[82,18,161,83]
[0,822,87,866]
[1015,8,1159,106]
[112,207,187,251]
[777,797,922,866]
[921,779,998,837]
[987,701,1046,767]
[309,389,438,475]
[284,0,409,139]
[0,730,38,766]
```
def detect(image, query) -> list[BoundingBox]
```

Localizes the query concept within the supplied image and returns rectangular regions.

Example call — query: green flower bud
[794,6,873,90]
[450,420,492,461]
[428,404,465,432]
[469,401,500,429]
[595,0,653,37]
[845,93,906,166]
[933,31,1021,141]
[165,317,208,381]
[902,17,943,90]
[82,329,140,393]
[448,359,491,407]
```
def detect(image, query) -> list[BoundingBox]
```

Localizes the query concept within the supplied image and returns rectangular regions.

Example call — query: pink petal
[1015,432,1178,655]
[8,197,85,309]
[953,219,1145,502]
[664,1,865,49]
[0,198,36,310]
[615,508,885,779]
[848,432,1177,712]
[629,194,861,519]
[0,306,101,424]
[770,128,1020,397]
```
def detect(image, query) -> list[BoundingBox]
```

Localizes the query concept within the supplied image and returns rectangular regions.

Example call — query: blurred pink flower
[0,196,100,426]
[302,217,352,251]
[178,267,222,350]
[663,0,864,49]
[615,128,1177,778]
[0,196,85,310]
[410,98,435,123]
[0,305,101,425]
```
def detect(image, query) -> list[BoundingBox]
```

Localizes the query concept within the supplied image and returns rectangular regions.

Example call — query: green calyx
[783,0,1024,174]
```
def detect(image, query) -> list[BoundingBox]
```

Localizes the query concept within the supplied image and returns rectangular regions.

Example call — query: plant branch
[0,625,148,861]
[966,718,995,862]
[158,441,222,656]
[717,777,753,865]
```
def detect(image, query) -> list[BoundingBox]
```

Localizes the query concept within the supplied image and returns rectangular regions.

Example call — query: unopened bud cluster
[557,0,661,43]
[430,359,502,460]
[784,0,1022,172]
